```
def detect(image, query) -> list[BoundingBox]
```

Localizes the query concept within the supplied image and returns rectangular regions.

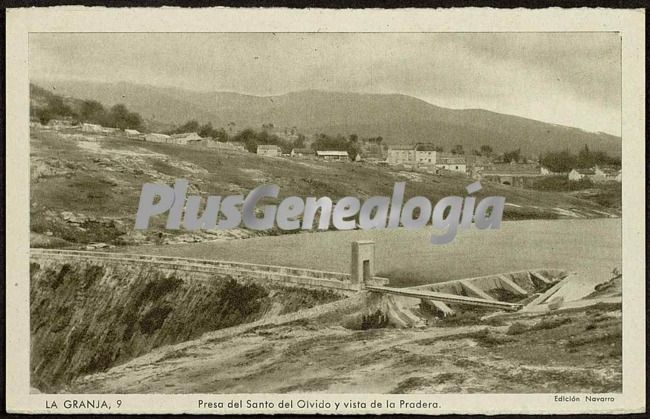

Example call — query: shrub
[360,309,390,330]
[506,322,529,335]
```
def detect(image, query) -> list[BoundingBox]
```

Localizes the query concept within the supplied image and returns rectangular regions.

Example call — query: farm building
[359,144,385,162]
[291,148,314,157]
[125,129,142,138]
[144,133,171,143]
[435,155,467,174]
[387,144,416,165]
[81,123,103,133]
[480,163,545,187]
[415,143,438,165]
[387,143,441,165]
[257,144,282,157]
[316,150,349,161]
[465,155,493,178]
[593,166,622,182]
[568,168,596,181]
[229,142,247,152]
[568,166,621,183]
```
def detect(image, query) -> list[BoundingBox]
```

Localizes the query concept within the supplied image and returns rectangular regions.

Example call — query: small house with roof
[257,144,282,157]
[316,150,349,161]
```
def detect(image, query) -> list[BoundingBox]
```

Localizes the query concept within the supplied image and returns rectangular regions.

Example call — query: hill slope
[34,80,621,157]
[30,123,619,248]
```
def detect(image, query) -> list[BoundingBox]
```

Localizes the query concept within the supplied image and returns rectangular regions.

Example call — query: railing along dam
[30,248,388,294]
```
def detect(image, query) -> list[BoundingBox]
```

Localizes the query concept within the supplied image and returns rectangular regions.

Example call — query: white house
[435,155,467,174]
[416,149,437,164]
[81,123,103,133]
[415,143,439,165]
[291,148,314,158]
[316,150,349,161]
[387,144,416,165]
[568,168,596,181]
[257,144,282,157]
[593,166,622,182]
[125,129,142,139]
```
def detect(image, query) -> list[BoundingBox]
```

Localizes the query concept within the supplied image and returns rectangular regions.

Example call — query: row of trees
[540,145,621,173]
[167,120,229,142]
[231,128,302,153]
[36,100,144,131]
[31,85,144,131]
[78,101,144,130]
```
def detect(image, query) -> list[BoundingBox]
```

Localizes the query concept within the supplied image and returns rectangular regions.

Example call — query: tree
[108,104,143,130]
[79,100,105,122]
[293,134,306,149]
[198,122,216,138]
[451,144,464,155]
[233,128,259,153]
[480,145,493,157]
[171,120,200,134]
[502,148,522,163]
[213,128,229,143]
[540,150,577,173]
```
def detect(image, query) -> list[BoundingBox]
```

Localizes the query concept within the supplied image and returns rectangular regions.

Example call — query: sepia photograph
[5,6,645,415]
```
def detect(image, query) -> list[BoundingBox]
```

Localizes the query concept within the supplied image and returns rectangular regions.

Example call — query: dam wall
[31,249,389,294]
[29,255,346,392]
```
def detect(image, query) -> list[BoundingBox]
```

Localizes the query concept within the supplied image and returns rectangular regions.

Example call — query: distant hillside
[34,80,621,157]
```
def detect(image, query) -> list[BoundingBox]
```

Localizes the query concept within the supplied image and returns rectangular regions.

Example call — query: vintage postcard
[5,6,645,415]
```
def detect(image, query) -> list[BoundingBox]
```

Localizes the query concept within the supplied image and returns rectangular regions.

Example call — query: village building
[144,133,172,143]
[81,123,103,133]
[593,166,622,182]
[387,144,416,165]
[435,154,467,174]
[316,150,349,161]
[170,132,203,145]
[568,166,621,183]
[229,142,247,152]
[415,150,437,164]
[256,144,282,157]
[291,148,314,158]
[359,144,385,163]
[414,143,439,165]
[481,163,545,187]
[568,168,596,181]
[465,155,493,178]
[124,129,142,139]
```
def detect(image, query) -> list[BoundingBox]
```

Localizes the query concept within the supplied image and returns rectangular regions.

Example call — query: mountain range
[34,79,621,157]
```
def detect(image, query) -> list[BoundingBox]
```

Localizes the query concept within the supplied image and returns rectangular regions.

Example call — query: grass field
[124,218,621,287]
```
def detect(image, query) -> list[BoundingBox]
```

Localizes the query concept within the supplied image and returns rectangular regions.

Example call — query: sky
[30,32,621,136]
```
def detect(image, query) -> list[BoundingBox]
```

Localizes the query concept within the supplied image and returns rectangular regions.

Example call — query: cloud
[29,32,621,135]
